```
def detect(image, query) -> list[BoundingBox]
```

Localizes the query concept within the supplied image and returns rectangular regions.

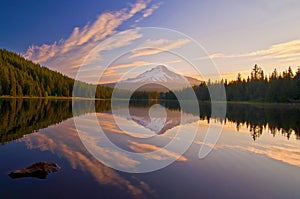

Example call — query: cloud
[101,61,150,80]
[130,39,190,58]
[135,2,162,23]
[143,3,161,18]
[24,0,155,78]
[25,42,58,63]
[201,39,300,62]
[134,2,161,23]
[110,61,150,70]
[83,29,143,65]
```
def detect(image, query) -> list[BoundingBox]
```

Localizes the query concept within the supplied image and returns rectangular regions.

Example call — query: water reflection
[24,118,154,197]
[117,105,199,135]
[0,99,299,144]
[76,111,192,172]
[225,103,300,140]
[0,98,72,144]
[1,99,300,198]
[215,142,300,167]
[163,101,300,140]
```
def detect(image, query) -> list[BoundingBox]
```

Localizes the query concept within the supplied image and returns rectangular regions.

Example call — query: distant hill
[0,49,112,98]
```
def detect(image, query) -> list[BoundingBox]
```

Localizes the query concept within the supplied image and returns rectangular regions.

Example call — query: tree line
[0,49,113,98]
[226,64,300,102]
[164,64,300,103]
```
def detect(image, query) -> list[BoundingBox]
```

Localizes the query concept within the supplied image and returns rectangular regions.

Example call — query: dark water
[0,99,300,199]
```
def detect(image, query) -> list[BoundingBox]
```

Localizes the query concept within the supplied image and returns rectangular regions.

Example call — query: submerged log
[9,162,60,179]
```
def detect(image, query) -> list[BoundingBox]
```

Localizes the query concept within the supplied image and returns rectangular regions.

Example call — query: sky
[1,0,300,82]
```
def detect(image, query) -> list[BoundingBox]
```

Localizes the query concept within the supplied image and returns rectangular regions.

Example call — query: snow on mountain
[122,65,185,83]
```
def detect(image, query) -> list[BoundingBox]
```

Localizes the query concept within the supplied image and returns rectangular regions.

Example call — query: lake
[0,98,300,199]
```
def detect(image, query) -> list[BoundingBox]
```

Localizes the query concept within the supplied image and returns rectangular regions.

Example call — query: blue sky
[1,0,300,82]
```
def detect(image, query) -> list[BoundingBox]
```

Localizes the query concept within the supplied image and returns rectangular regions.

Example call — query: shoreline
[225,101,300,108]
[1,96,299,106]
[0,96,109,100]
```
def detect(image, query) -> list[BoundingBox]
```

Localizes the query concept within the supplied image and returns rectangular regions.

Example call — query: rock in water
[8,162,60,179]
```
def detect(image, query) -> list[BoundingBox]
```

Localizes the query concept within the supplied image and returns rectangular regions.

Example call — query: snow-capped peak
[114,65,202,91]
[122,65,186,83]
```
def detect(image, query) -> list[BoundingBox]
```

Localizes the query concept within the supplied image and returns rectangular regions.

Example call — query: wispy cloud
[143,2,161,17]
[109,61,150,70]
[102,61,149,77]
[135,2,162,23]
[25,42,59,63]
[24,0,160,78]
[98,61,150,83]
[202,39,300,62]
[130,39,190,58]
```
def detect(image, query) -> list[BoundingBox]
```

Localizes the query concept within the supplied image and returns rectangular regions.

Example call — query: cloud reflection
[24,118,154,197]
[129,141,187,161]
[24,109,194,195]
[226,144,300,167]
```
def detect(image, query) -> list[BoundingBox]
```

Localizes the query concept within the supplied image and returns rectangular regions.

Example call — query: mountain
[110,65,202,92]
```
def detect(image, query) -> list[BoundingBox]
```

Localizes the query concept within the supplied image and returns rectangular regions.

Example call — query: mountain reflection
[0,98,299,145]
[116,105,199,135]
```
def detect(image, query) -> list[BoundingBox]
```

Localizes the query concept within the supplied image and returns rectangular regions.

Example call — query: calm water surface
[0,99,300,199]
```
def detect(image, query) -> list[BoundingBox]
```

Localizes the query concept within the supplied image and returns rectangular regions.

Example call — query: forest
[0,49,113,98]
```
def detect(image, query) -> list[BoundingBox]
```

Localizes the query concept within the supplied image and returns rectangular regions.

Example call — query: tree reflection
[225,103,300,140]
[163,101,300,140]
[249,124,263,140]
[0,99,73,144]
[0,98,299,144]
[0,99,112,144]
